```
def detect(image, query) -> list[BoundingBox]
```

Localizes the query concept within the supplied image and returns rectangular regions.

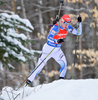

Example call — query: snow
[0,13,34,30]
[0,12,37,64]
[8,64,15,69]
[7,29,27,40]
[0,79,98,100]
[17,6,21,10]
[2,33,28,53]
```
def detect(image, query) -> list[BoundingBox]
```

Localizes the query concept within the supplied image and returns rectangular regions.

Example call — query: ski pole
[72,23,80,79]
[16,44,58,91]
[28,44,58,77]
[52,0,64,25]
[56,0,64,19]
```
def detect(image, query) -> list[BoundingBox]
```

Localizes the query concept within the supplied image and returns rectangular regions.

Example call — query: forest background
[0,0,98,90]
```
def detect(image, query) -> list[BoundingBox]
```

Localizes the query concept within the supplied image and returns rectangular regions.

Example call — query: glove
[53,20,57,25]
[53,17,59,25]
[57,39,64,44]
[77,15,82,22]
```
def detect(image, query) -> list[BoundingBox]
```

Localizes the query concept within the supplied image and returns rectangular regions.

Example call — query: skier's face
[61,21,69,29]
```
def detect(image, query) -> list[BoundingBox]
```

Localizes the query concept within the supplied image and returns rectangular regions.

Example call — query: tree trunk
[37,0,49,83]
[21,0,36,84]
[92,0,98,78]
[21,0,30,81]
[11,0,16,14]
[38,0,45,35]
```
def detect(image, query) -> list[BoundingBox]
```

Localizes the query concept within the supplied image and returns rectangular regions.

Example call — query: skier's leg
[53,48,67,78]
[28,53,50,82]
[27,43,55,83]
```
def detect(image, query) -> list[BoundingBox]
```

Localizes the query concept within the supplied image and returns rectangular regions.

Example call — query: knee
[59,61,67,72]
[59,60,67,68]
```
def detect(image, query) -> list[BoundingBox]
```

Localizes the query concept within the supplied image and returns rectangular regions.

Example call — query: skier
[26,14,82,85]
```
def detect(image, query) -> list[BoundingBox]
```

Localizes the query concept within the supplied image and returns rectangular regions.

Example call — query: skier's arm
[68,16,82,35]
[71,23,82,35]
[47,25,59,43]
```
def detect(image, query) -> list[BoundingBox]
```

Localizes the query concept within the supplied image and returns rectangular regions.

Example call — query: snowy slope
[0,79,98,100]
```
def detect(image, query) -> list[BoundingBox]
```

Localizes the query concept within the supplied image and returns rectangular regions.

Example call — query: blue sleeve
[48,25,58,38]
[50,25,58,35]
[68,23,82,35]
[67,25,73,32]
[68,25,73,29]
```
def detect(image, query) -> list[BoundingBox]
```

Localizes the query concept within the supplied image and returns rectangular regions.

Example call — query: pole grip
[60,0,64,3]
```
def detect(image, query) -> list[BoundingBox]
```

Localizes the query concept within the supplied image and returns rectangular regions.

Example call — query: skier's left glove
[77,15,82,22]
[57,39,64,44]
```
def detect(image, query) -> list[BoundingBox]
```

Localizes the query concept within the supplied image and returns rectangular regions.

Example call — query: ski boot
[59,77,64,79]
[26,79,31,85]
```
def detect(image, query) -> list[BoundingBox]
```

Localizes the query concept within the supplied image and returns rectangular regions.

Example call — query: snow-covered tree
[0,12,35,67]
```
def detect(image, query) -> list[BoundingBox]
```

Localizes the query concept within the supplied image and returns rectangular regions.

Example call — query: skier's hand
[53,20,57,25]
[77,15,82,22]
[57,39,64,44]
[53,17,59,25]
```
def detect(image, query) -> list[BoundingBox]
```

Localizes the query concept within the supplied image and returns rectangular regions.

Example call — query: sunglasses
[63,21,70,25]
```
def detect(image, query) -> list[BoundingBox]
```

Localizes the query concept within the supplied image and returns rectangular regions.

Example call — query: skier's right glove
[57,39,64,44]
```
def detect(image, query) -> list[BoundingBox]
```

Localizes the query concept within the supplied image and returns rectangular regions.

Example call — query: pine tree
[0,12,35,67]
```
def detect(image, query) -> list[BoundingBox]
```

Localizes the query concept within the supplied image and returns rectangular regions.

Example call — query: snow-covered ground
[0,79,98,100]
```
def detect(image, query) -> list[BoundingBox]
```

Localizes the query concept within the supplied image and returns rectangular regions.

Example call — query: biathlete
[26,14,82,85]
